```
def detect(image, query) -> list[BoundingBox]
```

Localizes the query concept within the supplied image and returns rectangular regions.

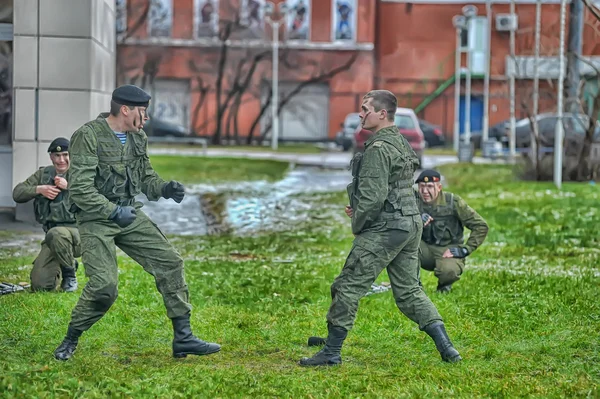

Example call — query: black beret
[48,137,70,153]
[415,169,441,184]
[111,84,151,107]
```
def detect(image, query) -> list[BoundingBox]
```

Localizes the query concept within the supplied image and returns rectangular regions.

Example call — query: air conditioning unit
[495,14,518,32]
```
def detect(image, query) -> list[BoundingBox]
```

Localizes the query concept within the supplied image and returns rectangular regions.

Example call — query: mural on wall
[241,0,265,33]
[286,0,310,41]
[194,0,219,38]
[148,0,173,38]
[332,0,356,42]
[116,0,127,38]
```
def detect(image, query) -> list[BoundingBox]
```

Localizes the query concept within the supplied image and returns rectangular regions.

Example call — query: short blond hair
[363,90,397,122]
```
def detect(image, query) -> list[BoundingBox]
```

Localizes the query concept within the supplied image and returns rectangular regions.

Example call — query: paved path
[148,147,501,169]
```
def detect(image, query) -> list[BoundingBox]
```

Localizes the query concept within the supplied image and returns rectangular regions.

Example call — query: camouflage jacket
[12,165,76,230]
[417,190,489,253]
[348,125,420,235]
[68,113,167,222]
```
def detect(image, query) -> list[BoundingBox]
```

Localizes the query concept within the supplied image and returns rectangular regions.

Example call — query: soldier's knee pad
[91,283,119,312]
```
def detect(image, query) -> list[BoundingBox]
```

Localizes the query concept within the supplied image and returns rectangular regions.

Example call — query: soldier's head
[48,137,70,174]
[416,169,442,203]
[360,90,397,131]
[109,84,151,132]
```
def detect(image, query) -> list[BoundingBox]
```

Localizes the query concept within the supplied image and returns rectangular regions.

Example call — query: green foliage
[1,163,599,398]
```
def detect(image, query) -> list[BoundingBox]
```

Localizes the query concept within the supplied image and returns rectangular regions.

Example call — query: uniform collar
[365,125,398,148]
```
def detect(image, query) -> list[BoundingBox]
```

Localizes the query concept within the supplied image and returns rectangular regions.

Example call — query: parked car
[469,119,510,149]
[144,118,188,138]
[418,119,446,147]
[353,107,425,166]
[335,113,360,151]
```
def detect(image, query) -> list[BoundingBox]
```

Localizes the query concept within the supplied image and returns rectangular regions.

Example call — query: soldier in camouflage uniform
[416,169,488,293]
[12,137,79,292]
[54,85,220,361]
[299,90,461,367]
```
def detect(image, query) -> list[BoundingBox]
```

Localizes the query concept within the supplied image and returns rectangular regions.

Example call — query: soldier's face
[50,151,70,174]
[418,182,442,203]
[359,98,386,130]
[123,106,149,132]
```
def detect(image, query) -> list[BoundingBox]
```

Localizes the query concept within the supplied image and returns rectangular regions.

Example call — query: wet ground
[141,166,352,236]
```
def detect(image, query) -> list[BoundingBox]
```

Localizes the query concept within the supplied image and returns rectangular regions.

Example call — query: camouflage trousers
[31,226,80,291]
[326,215,442,331]
[68,210,191,332]
[419,242,465,287]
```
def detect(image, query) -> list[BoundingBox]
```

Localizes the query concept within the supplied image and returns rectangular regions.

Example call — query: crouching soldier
[12,137,80,292]
[416,170,488,293]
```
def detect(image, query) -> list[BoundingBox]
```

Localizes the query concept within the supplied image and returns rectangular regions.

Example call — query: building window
[240,0,266,34]
[116,0,127,38]
[286,0,310,41]
[148,0,173,38]
[151,79,191,131]
[332,0,357,43]
[194,0,219,38]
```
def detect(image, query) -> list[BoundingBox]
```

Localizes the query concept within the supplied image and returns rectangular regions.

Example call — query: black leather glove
[421,213,433,225]
[162,181,185,203]
[109,205,137,228]
[448,247,469,258]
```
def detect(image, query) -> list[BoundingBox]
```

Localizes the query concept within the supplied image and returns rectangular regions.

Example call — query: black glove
[109,205,137,228]
[448,247,469,258]
[421,213,433,225]
[162,181,185,203]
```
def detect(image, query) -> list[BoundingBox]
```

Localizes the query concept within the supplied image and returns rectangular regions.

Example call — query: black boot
[424,322,462,363]
[54,327,82,361]
[299,324,347,367]
[436,283,452,294]
[172,315,220,358]
[60,261,78,292]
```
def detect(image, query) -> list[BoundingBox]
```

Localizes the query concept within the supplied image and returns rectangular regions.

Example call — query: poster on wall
[286,0,310,41]
[240,0,265,32]
[194,0,219,38]
[148,0,173,38]
[332,0,356,42]
[116,0,127,38]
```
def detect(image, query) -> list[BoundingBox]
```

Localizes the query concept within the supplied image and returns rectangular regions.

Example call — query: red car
[353,107,425,166]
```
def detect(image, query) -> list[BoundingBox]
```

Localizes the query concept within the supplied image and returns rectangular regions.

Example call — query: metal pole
[532,0,541,164]
[271,20,280,150]
[567,0,584,114]
[483,0,492,143]
[454,27,462,152]
[509,0,516,159]
[465,21,472,144]
[555,0,568,189]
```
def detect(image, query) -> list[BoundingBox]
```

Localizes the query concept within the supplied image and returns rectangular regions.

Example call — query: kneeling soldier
[12,137,79,292]
[416,169,488,293]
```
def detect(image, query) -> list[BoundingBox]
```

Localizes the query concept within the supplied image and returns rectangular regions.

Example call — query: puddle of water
[141,167,352,236]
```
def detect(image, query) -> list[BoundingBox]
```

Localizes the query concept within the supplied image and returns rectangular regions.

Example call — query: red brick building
[116,0,600,143]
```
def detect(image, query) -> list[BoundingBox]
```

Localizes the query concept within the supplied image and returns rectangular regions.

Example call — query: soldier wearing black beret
[12,137,80,293]
[54,85,219,361]
[415,169,489,293]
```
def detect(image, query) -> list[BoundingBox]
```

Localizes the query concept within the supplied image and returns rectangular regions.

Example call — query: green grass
[1,162,599,398]
[149,155,290,185]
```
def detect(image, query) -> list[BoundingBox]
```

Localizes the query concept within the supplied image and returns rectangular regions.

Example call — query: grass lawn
[149,155,290,185]
[1,161,599,398]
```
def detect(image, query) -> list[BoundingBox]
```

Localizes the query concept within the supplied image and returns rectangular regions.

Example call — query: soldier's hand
[54,176,68,190]
[444,247,469,258]
[421,213,434,226]
[345,205,353,218]
[36,185,61,200]
[108,205,137,228]
[162,181,185,203]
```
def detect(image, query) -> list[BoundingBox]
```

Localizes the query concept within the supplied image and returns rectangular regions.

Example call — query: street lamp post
[264,1,288,150]
[462,5,478,145]
[452,15,466,152]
